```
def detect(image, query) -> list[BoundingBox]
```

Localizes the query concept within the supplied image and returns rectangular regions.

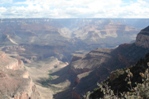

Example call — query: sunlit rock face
[136,26,149,48]
[0,51,40,99]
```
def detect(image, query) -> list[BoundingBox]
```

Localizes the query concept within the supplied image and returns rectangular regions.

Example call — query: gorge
[0,19,149,99]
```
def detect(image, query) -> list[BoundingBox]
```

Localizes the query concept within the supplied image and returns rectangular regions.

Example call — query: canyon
[0,18,149,99]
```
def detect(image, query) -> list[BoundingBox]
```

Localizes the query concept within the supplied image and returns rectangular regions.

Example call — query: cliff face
[70,48,112,74]
[136,26,149,48]
[0,51,40,99]
[68,26,149,98]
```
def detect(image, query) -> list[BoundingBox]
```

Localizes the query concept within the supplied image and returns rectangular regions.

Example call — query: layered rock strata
[0,51,40,99]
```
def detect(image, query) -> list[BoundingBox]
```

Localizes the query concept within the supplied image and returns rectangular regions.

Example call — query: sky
[0,0,149,18]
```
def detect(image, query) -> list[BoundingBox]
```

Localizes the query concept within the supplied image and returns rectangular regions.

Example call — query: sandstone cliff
[0,51,40,99]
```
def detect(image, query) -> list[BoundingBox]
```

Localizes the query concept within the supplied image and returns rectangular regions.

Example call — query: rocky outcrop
[70,48,112,74]
[136,26,149,48]
[0,51,40,99]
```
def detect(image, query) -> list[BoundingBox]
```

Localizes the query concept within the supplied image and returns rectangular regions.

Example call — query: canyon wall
[136,26,149,48]
[0,51,40,99]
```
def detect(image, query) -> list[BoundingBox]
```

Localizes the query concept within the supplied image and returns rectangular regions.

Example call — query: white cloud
[0,0,13,4]
[0,7,7,13]
[0,0,149,18]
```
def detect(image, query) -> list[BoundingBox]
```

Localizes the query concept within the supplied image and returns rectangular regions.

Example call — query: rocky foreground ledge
[0,51,40,99]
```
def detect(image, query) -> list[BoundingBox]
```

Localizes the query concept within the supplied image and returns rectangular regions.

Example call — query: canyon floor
[25,57,70,99]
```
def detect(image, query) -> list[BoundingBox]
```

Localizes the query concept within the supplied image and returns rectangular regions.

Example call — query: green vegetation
[38,75,53,87]
[84,53,149,99]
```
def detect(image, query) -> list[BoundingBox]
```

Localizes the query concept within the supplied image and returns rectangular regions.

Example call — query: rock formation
[0,51,40,99]
[136,26,149,48]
